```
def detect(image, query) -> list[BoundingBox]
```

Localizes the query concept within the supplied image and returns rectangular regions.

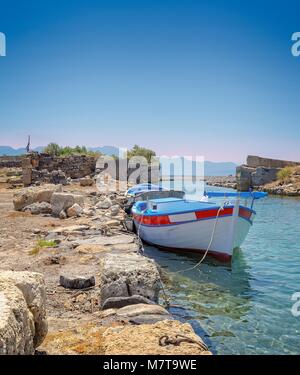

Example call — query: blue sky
[0,0,299,163]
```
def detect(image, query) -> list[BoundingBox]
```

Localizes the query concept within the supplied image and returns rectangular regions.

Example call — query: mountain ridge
[0,146,237,176]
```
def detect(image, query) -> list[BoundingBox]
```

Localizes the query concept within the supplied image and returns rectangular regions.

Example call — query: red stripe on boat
[133,214,171,225]
[195,207,233,219]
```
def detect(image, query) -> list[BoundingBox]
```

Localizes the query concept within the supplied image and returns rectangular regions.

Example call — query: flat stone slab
[128,314,173,325]
[76,242,139,255]
[115,303,169,318]
[76,234,135,246]
[50,225,90,234]
[101,295,155,310]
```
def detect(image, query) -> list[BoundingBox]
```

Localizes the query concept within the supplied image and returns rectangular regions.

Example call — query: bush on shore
[277,167,293,183]
[43,143,100,157]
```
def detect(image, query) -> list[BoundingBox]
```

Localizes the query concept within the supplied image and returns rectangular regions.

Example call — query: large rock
[66,203,83,218]
[102,320,212,355]
[22,202,52,215]
[13,184,62,211]
[99,253,161,304]
[50,192,84,217]
[0,271,48,354]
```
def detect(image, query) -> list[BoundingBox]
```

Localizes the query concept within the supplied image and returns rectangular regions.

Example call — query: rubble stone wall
[0,156,23,169]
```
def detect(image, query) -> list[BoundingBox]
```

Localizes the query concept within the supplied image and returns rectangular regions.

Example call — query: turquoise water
[144,181,300,354]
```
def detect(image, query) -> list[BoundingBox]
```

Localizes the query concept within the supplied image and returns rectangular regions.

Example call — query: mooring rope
[172,200,229,274]
[159,334,209,351]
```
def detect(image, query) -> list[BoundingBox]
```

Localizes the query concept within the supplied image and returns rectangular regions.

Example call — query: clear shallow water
[144,182,300,354]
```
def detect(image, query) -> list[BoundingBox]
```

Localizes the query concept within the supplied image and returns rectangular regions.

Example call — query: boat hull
[134,213,253,262]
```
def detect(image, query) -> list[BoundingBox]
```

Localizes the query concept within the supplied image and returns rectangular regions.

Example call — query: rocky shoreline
[205,176,237,190]
[205,175,300,197]
[0,178,211,355]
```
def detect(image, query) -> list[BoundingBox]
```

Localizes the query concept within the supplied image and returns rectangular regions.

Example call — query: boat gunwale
[133,212,254,226]
[132,202,256,217]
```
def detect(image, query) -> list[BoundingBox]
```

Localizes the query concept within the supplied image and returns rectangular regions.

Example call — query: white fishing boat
[130,187,267,262]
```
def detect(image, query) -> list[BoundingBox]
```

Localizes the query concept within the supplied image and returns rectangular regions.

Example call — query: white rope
[136,207,147,253]
[173,201,228,274]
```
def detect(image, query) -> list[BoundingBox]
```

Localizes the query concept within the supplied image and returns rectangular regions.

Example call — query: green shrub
[277,167,293,182]
[43,143,100,157]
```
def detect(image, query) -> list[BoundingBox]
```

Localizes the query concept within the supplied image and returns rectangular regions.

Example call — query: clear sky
[0,0,299,163]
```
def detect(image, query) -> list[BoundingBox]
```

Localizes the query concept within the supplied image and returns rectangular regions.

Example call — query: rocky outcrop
[0,271,47,354]
[13,184,62,211]
[50,192,84,217]
[102,320,212,355]
[99,253,161,305]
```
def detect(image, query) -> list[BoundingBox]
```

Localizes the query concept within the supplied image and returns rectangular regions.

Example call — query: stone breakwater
[205,176,237,189]
[0,181,211,355]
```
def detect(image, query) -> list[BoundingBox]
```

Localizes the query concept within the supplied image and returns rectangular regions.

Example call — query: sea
[143,179,300,354]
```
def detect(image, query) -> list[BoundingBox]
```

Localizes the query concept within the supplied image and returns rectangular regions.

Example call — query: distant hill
[204,161,237,176]
[0,146,44,156]
[88,146,120,156]
[0,145,121,157]
[160,157,237,176]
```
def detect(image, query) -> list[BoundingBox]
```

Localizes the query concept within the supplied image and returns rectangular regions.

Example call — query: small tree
[127,145,156,163]
[43,143,61,156]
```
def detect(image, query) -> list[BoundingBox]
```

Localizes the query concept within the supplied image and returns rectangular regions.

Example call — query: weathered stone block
[13,184,62,211]
[50,192,84,216]
[99,253,161,304]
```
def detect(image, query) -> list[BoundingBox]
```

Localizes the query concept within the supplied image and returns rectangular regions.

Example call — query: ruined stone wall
[247,155,300,169]
[22,153,160,186]
[0,156,23,169]
[237,155,300,191]
[22,153,97,185]
[35,154,97,179]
